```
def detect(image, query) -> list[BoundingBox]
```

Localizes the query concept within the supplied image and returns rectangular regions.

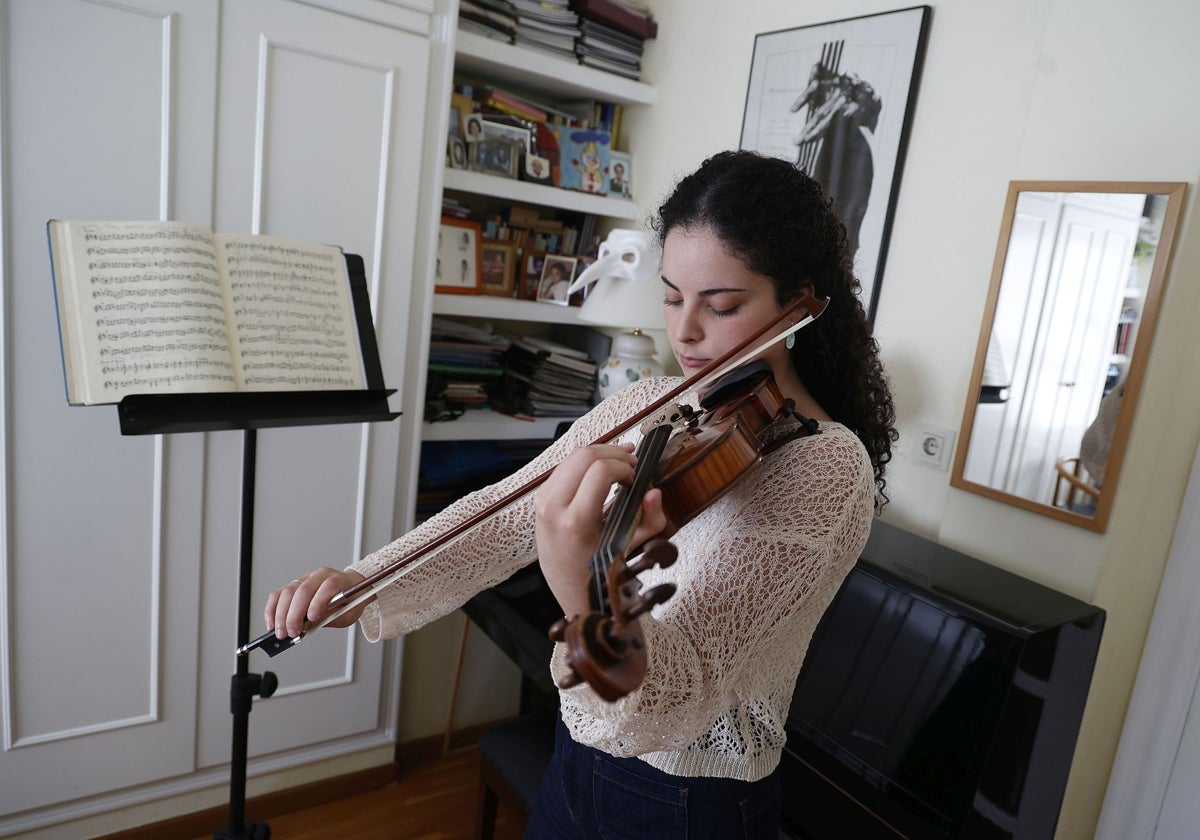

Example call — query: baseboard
[95,763,400,840]
[394,720,497,767]
[98,722,515,840]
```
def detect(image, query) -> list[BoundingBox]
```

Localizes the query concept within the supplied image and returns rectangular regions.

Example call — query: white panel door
[0,0,219,823]
[196,0,429,766]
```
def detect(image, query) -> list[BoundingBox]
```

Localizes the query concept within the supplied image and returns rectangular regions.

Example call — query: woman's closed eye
[663,296,741,317]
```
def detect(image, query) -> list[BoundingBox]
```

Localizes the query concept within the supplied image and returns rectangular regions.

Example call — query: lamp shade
[567,229,665,330]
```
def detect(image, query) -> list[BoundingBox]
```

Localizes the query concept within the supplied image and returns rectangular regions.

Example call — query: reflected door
[965,192,1140,503]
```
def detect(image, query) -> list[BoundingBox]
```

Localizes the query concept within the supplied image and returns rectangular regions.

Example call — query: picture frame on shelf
[537,255,577,305]
[471,137,521,179]
[521,153,554,185]
[608,150,632,198]
[521,251,547,300]
[435,217,482,295]
[448,136,468,169]
[480,239,517,298]
[554,127,612,194]
[464,113,484,143]
[570,256,596,307]
[482,118,532,154]
[739,6,931,323]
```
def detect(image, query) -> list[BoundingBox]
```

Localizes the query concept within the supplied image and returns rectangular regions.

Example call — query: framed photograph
[520,251,547,300]
[607,150,632,198]
[739,6,931,322]
[463,113,485,143]
[481,118,532,154]
[448,136,468,169]
[537,255,577,306]
[479,239,517,297]
[471,137,521,179]
[435,218,482,295]
[521,153,554,185]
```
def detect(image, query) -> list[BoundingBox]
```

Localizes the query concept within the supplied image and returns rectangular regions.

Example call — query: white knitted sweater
[352,376,876,782]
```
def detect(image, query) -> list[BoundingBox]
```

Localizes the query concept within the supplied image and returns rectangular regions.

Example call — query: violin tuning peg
[548,617,569,643]
[556,670,584,690]
[626,539,678,575]
[625,583,677,620]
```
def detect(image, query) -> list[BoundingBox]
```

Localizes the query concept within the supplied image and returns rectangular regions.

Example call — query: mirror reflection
[951,181,1186,531]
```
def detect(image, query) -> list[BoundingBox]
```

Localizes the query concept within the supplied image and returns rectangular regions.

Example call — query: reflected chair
[1054,456,1101,513]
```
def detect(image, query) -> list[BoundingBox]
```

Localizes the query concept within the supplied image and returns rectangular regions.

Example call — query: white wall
[623,1,1200,837]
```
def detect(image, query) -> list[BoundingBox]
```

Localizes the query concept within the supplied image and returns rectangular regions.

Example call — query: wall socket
[911,423,955,471]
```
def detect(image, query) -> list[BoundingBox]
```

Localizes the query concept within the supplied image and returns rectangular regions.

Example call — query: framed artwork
[607,151,632,198]
[435,218,482,294]
[479,239,517,297]
[537,255,577,305]
[739,6,931,322]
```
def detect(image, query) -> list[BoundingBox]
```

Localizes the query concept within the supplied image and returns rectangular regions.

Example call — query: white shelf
[422,411,565,441]
[443,168,639,218]
[433,292,582,324]
[455,31,655,106]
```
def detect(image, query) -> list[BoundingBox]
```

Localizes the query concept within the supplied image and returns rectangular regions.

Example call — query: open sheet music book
[48,220,367,405]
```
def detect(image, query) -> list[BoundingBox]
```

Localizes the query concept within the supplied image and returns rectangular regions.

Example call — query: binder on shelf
[569,0,657,40]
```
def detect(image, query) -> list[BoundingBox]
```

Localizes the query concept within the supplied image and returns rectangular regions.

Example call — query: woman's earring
[785,331,796,350]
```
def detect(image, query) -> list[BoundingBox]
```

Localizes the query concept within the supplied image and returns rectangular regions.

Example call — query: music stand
[114,255,399,840]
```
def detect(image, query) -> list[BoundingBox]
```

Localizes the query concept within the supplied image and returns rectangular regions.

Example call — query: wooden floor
[188,747,525,840]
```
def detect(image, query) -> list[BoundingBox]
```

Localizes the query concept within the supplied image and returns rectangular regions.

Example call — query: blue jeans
[525,717,782,839]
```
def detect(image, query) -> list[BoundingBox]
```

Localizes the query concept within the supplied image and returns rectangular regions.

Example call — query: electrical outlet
[911,423,955,471]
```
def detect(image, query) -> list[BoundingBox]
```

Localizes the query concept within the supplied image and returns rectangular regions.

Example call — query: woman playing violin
[265,149,896,838]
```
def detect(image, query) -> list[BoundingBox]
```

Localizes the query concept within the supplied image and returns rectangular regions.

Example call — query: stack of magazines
[458,0,517,41]
[494,335,598,418]
[426,317,510,421]
[513,0,581,60]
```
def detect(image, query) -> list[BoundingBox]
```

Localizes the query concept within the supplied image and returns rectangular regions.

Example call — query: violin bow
[237,289,829,656]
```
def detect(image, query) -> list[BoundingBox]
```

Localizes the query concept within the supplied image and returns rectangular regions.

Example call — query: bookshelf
[425,28,655,446]
[454,30,655,106]
[444,168,639,217]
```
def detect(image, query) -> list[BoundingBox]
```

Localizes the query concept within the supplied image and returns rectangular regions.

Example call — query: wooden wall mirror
[951,180,1186,532]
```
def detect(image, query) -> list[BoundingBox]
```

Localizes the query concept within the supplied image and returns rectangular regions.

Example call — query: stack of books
[495,335,599,418]
[426,317,510,421]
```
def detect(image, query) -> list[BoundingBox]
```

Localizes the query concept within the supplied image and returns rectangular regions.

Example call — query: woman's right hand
[264,567,370,640]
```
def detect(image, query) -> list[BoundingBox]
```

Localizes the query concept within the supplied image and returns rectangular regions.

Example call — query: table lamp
[567,229,666,399]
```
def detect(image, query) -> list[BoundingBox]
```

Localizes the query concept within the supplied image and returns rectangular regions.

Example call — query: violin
[548,359,820,701]
[237,290,831,698]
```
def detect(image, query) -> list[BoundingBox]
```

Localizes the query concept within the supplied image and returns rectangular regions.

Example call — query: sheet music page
[215,234,365,391]
[50,220,237,404]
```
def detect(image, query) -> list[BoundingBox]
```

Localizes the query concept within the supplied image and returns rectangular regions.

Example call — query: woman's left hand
[534,443,666,618]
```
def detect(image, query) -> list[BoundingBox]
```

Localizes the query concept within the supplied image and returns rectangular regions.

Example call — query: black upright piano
[462,520,1105,839]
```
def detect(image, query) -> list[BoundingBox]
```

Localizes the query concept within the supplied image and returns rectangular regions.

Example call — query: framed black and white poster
[740,6,931,322]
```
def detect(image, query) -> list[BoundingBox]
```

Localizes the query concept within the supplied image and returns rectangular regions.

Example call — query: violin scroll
[548,539,679,701]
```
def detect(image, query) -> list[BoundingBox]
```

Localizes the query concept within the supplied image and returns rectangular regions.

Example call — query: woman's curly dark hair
[652,150,898,508]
